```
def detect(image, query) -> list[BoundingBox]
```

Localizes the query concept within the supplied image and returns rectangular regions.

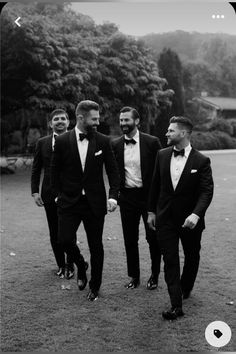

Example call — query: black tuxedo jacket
[31,135,56,204]
[148,146,214,229]
[112,132,162,202]
[50,129,120,217]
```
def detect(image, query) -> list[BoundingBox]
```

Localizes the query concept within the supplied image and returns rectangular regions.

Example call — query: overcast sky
[70,2,236,36]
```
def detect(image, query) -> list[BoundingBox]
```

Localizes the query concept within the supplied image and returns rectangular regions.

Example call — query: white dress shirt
[124,130,143,188]
[52,133,58,151]
[170,143,192,190]
[74,126,117,206]
[75,126,89,171]
[75,126,89,195]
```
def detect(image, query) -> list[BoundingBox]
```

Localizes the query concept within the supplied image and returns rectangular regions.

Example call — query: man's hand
[182,213,199,229]
[107,198,117,212]
[32,193,44,207]
[147,212,156,231]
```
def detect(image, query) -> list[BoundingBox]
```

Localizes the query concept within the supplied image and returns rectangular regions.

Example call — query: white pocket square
[191,169,197,173]
[95,150,102,156]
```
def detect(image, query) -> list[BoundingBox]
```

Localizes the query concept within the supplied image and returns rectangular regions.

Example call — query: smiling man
[148,116,214,320]
[112,106,162,291]
[51,100,120,302]
[31,109,75,279]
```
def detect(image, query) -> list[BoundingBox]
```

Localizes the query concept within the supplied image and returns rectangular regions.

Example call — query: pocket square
[191,169,197,173]
[95,150,102,156]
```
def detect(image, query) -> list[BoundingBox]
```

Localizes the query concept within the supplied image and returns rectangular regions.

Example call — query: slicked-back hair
[49,109,69,122]
[170,116,193,133]
[75,100,99,117]
[120,106,140,121]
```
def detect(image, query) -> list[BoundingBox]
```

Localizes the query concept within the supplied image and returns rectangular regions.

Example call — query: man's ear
[49,121,53,129]
[135,118,140,127]
[77,114,83,122]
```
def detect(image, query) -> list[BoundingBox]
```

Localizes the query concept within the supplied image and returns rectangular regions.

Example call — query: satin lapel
[119,136,125,171]
[174,148,195,193]
[164,148,174,193]
[69,129,83,173]
[83,134,96,177]
[46,135,53,155]
[139,133,146,182]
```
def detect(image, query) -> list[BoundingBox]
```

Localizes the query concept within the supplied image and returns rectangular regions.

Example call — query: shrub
[191,130,236,150]
[211,131,236,149]
[228,119,236,137]
[209,118,233,136]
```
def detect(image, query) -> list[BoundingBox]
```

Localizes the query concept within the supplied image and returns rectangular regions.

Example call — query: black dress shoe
[65,263,75,280]
[77,261,89,291]
[162,307,184,320]
[56,267,65,279]
[125,278,140,289]
[87,290,99,301]
[182,291,191,299]
[146,275,158,290]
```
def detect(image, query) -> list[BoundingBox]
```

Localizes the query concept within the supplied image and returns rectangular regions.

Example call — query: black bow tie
[173,148,185,157]
[79,133,89,141]
[124,138,136,145]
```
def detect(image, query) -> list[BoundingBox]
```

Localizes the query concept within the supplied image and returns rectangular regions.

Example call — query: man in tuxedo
[112,107,162,290]
[148,116,214,320]
[31,109,74,279]
[51,100,120,301]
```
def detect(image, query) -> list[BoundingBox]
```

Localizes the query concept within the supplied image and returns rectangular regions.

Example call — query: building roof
[194,97,236,110]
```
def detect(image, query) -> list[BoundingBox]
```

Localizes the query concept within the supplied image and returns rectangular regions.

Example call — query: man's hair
[120,106,140,121]
[49,109,69,122]
[169,116,193,133]
[75,100,99,117]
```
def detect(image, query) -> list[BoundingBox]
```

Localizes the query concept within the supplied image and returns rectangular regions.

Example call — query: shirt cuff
[108,198,117,206]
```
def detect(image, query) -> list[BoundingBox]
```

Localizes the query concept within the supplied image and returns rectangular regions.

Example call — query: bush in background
[191,130,236,150]
[209,118,234,136]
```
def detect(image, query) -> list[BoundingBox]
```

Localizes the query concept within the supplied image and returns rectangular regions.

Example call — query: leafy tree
[1,2,173,153]
[158,48,185,116]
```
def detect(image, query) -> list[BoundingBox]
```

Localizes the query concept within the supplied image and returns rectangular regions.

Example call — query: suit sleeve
[193,157,214,217]
[148,151,161,212]
[50,139,61,197]
[155,137,162,151]
[104,137,120,200]
[31,140,42,195]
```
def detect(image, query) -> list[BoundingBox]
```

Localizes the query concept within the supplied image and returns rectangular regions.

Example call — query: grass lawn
[1,151,236,352]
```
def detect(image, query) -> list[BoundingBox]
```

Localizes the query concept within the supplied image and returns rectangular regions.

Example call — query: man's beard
[86,125,97,135]
[121,124,135,135]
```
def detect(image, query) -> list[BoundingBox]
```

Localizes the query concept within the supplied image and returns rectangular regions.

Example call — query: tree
[158,48,185,116]
[1,2,173,153]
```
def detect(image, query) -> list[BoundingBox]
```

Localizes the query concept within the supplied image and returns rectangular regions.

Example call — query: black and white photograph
[1,1,236,352]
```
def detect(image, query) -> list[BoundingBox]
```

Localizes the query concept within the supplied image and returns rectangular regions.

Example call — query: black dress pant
[120,188,161,280]
[57,196,105,292]
[44,202,73,268]
[157,223,203,308]
[180,225,203,294]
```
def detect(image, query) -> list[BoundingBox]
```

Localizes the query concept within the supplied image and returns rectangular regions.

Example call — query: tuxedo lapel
[83,134,97,177]
[174,149,195,193]
[139,133,147,183]
[69,129,83,173]
[45,135,53,155]
[164,148,174,193]
[116,137,125,184]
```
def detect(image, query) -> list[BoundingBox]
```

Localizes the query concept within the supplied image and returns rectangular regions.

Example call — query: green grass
[1,151,236,352]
